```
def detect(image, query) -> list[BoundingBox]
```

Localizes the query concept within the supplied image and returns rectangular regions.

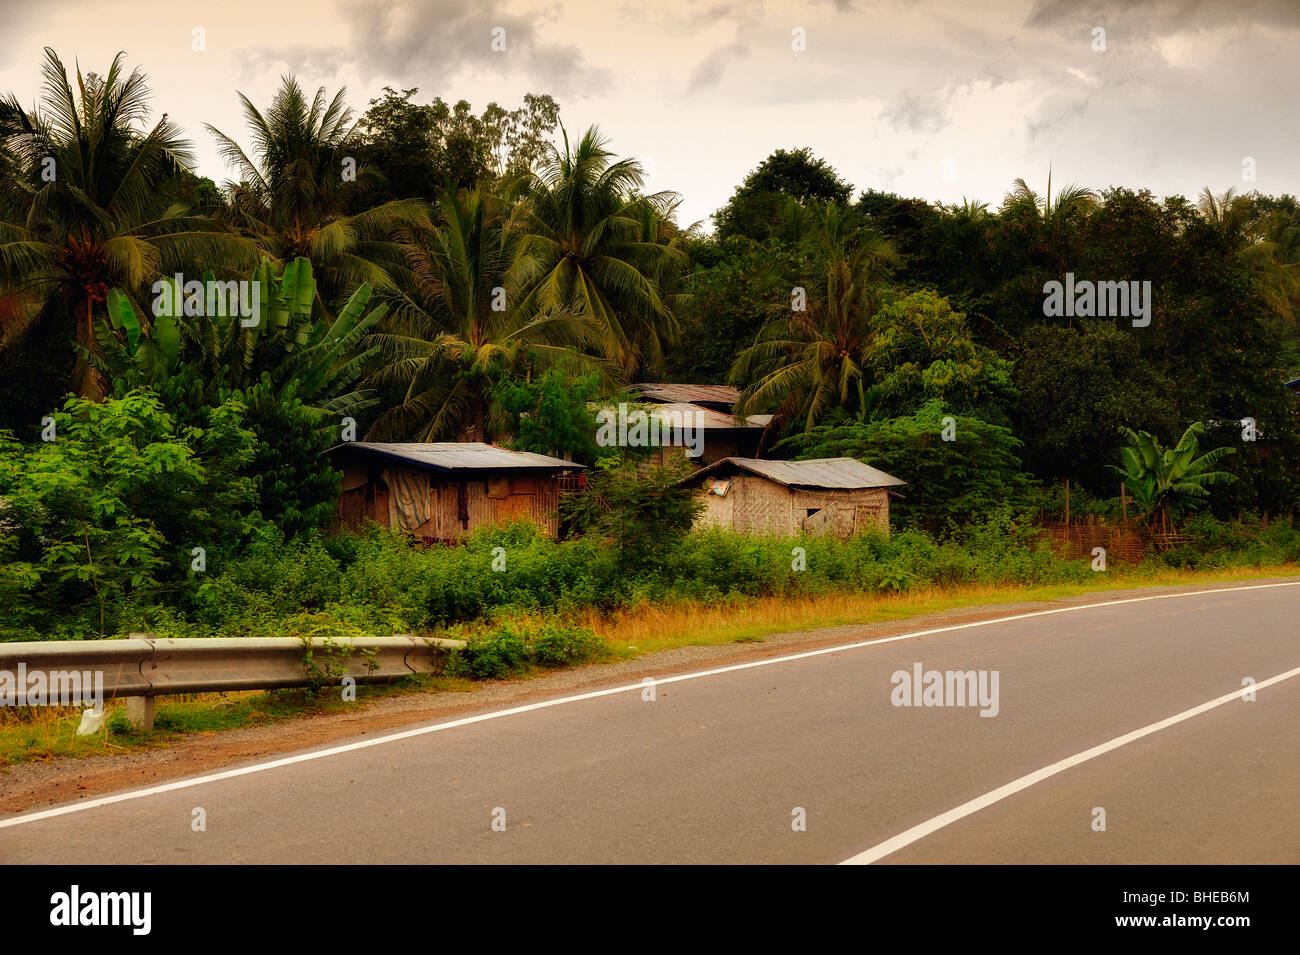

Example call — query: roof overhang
[325,442,585,474]
[680,456,906,490]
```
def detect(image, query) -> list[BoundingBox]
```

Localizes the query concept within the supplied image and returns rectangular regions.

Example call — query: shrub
[0,391,261,639]
[445,620,605,679]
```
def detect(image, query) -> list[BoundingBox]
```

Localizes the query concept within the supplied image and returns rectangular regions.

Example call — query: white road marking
[1,580,1297,831]
[840,662,1300,865]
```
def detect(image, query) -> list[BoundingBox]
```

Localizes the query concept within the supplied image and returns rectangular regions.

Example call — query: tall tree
[0,48,252,406]
[714,147,854,243]
[730,203,898,432]
[206,76,426,304]
[366,185,602,440]
[357,88,560,199]
[511,125,688,379]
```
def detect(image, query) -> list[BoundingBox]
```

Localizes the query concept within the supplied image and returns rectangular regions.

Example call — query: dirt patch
[2,579,1291,816]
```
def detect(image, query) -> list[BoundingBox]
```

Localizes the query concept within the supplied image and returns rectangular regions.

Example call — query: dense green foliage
[357,88,561,198]
[559,456,703,568]
[0,392,261,639]
[493,366,601,460]
[45,518,1300,644]
[776,402,1035,533]
[714,148,855,243]
[1,48,1298,653]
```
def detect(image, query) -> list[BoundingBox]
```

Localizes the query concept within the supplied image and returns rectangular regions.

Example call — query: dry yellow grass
[583,563,1300,656]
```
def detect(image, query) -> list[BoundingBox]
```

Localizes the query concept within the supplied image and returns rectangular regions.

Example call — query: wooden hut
[628,383,771,464]
[682,457,906,538]
[326,442,584,541]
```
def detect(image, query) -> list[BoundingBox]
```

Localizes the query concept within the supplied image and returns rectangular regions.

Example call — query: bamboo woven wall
[697,475,890,538]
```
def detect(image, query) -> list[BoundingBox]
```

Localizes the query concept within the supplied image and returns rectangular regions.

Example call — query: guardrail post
[124,696,154,732]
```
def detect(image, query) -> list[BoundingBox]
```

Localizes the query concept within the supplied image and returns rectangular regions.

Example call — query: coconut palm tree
[0,48,255,398]
[206,76,427,305]
[943,197,991,219]
[1196,187,1252,234]
[1109,421,1236,535]
[1001,170,1097,225]
[509,125,688,379]
[1198,187,1300,326]
[730,202,899,433]
[365,185,607,440]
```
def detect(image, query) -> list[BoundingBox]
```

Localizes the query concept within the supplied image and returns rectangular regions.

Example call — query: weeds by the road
[0,674,472,767]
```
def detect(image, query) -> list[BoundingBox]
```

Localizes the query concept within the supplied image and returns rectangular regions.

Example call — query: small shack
[683,457,906,538]
[326,442,584,541]
[629,383,771,464]
[593,384,773,467]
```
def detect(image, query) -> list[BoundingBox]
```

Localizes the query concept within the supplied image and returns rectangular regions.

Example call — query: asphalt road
[3,582,1299,864]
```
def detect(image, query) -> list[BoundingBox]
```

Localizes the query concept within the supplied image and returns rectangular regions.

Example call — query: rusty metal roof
[686,456,905,489]
[632,383,741,406]
[590,401,772,429]
[326,442,584,472]
[642,403,773,430]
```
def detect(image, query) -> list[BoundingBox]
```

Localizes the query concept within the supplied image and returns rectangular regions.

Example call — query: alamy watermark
[891,663,1000,717]
[151,275,261,327]
[595,403,705,457]
[1,664,104,708]
[1043,273,1151,327]
[50,885,151,935]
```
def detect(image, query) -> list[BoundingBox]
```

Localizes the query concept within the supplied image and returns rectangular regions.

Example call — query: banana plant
[93,287,183,384]
[1109,422,1236,535]
[89,257,384,424]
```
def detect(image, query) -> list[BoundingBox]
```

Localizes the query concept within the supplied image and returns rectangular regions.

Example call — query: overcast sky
[2,0,1297,229]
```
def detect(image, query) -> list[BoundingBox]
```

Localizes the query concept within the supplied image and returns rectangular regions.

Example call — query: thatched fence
[1039,518,1191,562]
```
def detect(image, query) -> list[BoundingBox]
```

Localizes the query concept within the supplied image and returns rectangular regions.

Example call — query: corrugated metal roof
[642,403,772,430]
[632,383,740,405]
[590,401,771,429]
[687,456,905,489]
[326,442,584,471]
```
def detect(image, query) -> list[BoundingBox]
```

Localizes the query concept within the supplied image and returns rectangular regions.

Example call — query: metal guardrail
[0,633,466,731]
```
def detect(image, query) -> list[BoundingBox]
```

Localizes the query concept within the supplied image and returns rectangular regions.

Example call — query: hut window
[487,477,510,499]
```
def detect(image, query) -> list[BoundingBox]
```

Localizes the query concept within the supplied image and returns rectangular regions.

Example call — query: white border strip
[841,662,1300,864]
[2,580,1297,831]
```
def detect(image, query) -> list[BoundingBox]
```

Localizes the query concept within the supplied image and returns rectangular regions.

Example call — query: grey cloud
[882,89,951,134]
[1027,0,1300,32]
[686,41,750,93]
[235,0,608,98]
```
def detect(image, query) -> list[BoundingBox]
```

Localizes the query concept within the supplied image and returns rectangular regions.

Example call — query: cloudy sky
[2,0,1297,228]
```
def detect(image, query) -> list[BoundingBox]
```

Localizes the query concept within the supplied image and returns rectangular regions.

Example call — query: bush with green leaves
[492,365,602,462]
[445,619,607,679]
[559,455,703,568]
[10,498,1295,644]
[775,400,1036,533]
[0,391,261,639]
